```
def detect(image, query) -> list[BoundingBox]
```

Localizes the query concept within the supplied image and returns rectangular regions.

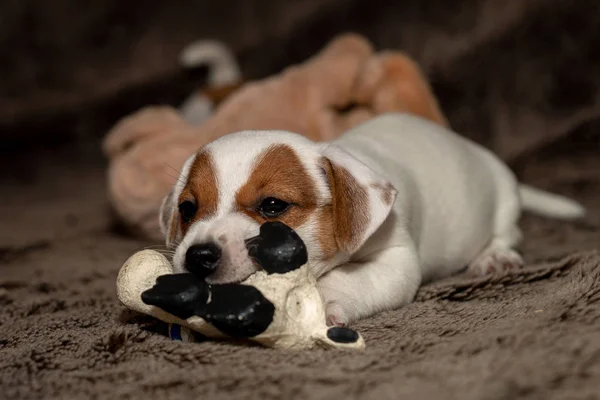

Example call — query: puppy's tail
[518,184,585,220]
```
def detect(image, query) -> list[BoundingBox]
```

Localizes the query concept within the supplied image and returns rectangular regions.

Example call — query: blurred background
[1,0,599,250]
[2,2,600,398]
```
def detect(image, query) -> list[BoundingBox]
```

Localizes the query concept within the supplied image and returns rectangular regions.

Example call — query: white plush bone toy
[116,222,365,350]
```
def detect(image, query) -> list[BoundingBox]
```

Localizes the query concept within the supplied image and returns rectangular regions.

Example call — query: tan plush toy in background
[103,33,448,239]
[117,222,366,350]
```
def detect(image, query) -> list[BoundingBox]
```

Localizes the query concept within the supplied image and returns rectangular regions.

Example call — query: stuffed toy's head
[117,222,365,350]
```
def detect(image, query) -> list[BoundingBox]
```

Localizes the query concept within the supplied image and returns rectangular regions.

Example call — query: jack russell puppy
[160,113,585,327]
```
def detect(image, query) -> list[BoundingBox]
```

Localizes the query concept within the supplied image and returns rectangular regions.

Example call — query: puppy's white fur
[161,113,585,325]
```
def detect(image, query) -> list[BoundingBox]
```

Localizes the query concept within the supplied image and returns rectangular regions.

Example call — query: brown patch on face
[371,182,396,206]
[235,144,318,229]
[320,158,371,254]
[178,151,219,234]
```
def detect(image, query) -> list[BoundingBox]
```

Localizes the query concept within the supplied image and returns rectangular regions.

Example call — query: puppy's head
[160,130,396,283]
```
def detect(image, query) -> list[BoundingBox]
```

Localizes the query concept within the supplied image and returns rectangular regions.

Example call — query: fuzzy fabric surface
[1,133,599,400]
[2,0,600,398]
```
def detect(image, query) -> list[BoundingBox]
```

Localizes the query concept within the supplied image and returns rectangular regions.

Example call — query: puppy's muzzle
[185,243,221,279]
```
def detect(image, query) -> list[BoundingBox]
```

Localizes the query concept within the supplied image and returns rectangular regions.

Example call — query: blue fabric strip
[169,323,183,341]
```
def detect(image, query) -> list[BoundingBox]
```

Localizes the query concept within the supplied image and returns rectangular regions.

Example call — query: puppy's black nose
[185,243,221,279]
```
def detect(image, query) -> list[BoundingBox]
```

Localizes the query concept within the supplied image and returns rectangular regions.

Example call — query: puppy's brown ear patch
[318,144,397,257]
[321,158,371,254]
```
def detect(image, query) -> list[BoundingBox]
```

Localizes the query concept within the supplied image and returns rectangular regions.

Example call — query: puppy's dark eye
[258,197,290,218]
[178,201,197,223]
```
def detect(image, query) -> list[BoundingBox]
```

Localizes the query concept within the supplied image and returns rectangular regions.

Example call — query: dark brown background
[1,1,600,399]
[3,0,600,159]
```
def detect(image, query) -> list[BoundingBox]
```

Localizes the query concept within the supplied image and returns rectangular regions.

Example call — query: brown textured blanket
[1,154,599,399]
[1,0,600,398]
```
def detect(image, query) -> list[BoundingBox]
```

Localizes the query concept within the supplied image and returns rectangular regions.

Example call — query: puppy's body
[161,113,584,326]
[336,114,517,280]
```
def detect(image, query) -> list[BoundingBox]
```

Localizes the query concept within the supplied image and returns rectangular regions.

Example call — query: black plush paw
[205,284,275,338]
[246,221,308,274]
[142,273,276,338]
[141,273,209,320]
[327,327,360,344]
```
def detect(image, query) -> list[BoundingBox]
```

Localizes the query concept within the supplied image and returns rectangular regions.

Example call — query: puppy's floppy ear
[321,145,397,254]
[159,189,181,248]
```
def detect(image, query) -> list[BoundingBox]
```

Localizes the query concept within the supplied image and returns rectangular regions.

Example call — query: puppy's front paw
[325,302,350,328]
[468,248,524,277]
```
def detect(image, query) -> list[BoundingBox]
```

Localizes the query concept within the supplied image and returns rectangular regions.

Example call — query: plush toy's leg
[103,106,189,158]
[142,274,275,338]
[354,52,449,128]
[317,244,422,326]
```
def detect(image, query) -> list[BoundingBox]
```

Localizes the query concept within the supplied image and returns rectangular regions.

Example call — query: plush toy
[103,33,448,239]
[116,222,366,350]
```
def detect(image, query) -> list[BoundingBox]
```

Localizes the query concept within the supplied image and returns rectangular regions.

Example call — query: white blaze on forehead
[204,130,331,215]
